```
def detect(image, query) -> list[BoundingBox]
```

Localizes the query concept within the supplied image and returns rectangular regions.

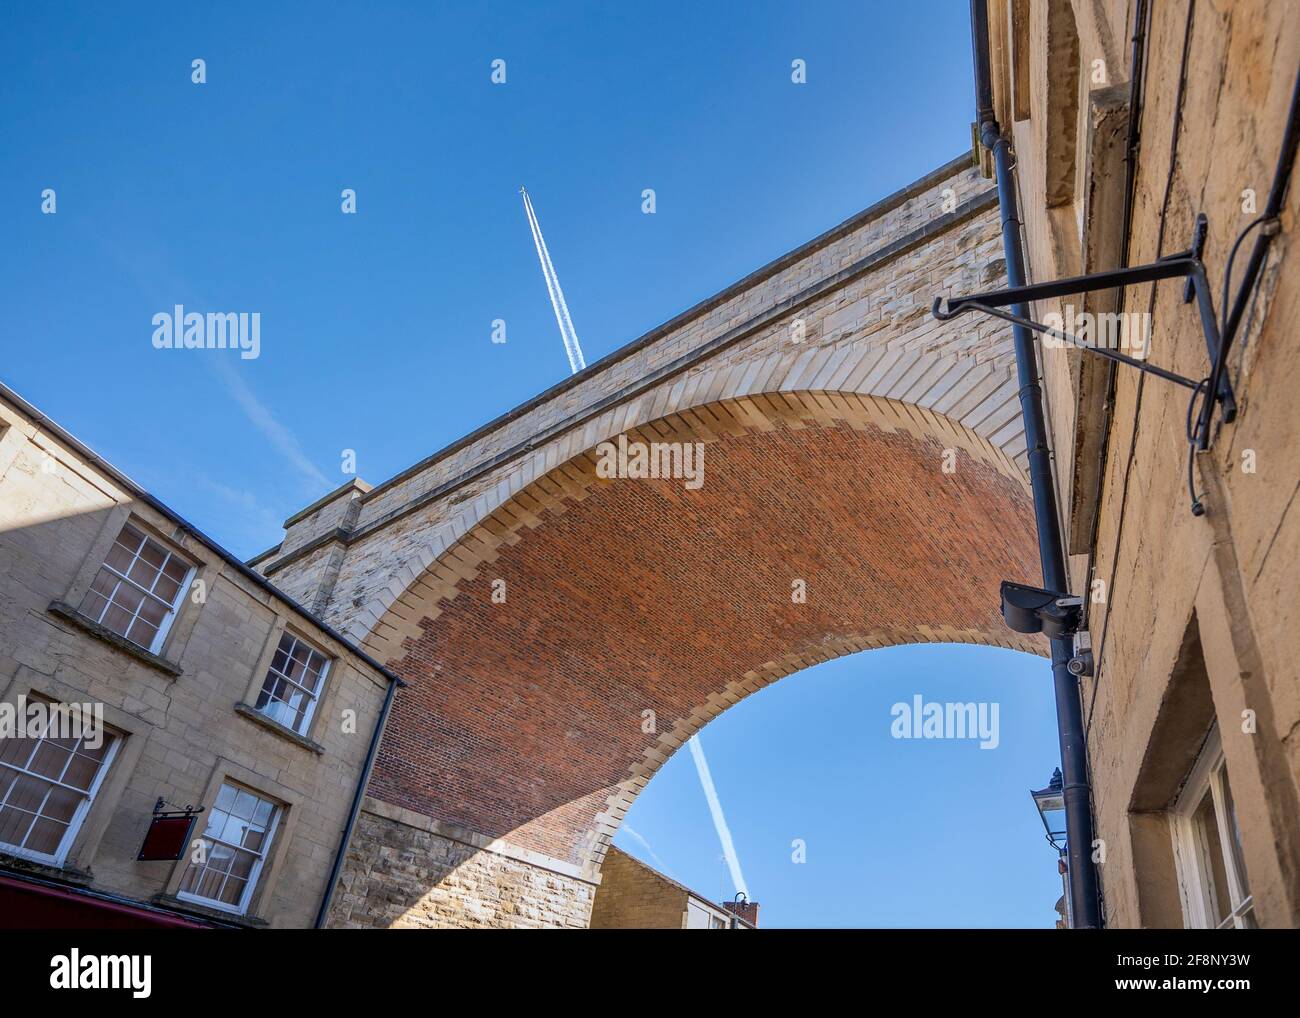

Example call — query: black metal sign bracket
[930,220,1236,452]
[151,796,204,819]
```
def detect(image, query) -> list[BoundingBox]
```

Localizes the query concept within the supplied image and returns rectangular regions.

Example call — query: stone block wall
[588,846,689,929]
[326,800,594,929]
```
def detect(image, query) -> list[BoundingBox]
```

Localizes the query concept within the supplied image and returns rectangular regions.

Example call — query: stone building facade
[979,0,1300,927]
[589,847,756,929]
[0,385,398,928]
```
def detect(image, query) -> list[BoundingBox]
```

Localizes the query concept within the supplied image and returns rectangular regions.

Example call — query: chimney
[723,898,759,927]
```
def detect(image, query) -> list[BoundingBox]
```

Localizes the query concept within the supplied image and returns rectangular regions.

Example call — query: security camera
[1000,581,1082,640]
[1067,650,1094,677]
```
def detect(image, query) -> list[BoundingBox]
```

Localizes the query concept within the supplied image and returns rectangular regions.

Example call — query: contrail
[98,241,330,495]
[520,186,586,373]
[211,358,330,489]
[621,824,671,875]
[688,734,749,898]
[524,193,746,898]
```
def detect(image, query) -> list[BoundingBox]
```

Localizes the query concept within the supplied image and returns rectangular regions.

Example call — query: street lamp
[1030,767,1068,851]
[1031,767,1072,927]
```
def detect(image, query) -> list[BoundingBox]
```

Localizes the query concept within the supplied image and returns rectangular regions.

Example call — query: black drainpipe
[970,0,1102,928]
[314,673,401,928]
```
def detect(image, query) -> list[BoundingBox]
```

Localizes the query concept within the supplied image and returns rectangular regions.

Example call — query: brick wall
[367,414,1039,874]
[723,899,759,927]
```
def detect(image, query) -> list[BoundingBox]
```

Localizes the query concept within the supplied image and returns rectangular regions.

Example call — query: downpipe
[971,0,1102,928]
[314,673,401,929]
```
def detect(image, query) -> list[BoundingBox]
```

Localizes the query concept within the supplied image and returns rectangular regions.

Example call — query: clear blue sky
[1,1,1063,926]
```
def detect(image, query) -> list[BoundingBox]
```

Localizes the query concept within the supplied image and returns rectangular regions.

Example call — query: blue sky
[629,646,1063,928]
[1,1,1063,925]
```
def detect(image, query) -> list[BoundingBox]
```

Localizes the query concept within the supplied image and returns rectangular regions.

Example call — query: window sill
[152,893,269,929]
[0,853,95,887]
[234,702,325,754]
[47,601,183,677]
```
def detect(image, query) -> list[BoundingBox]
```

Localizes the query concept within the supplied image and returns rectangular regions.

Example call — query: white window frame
[254,631,331,735]
[78,522,194,654]
[1169,725,1255,929]
[0,701,120,866]
[177,783,281,916]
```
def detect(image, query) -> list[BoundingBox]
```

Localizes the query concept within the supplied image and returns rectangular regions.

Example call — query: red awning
[0,874,215,929]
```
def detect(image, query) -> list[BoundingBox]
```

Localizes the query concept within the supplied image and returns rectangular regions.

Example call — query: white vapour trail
[621,824,671,875]
[212,358,330,489]
[688,734,749,898]
[520,187,586,373]
[528,195,744,897]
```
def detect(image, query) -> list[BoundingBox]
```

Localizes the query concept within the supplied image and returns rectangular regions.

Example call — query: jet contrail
[520,186,586,373]
[621,824,671,875]
[523,191,746,899]
[688,734,749,898]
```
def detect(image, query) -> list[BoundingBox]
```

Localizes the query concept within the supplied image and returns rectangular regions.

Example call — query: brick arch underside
[366,392,1044,874]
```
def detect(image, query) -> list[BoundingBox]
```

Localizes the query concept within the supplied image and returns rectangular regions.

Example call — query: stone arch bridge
[250,154,1043,927]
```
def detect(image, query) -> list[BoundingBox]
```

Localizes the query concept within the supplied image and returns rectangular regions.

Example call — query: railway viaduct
[249,153,1045,927]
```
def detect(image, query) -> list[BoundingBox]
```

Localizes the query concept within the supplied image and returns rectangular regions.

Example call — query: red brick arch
[365,391,1042,875]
